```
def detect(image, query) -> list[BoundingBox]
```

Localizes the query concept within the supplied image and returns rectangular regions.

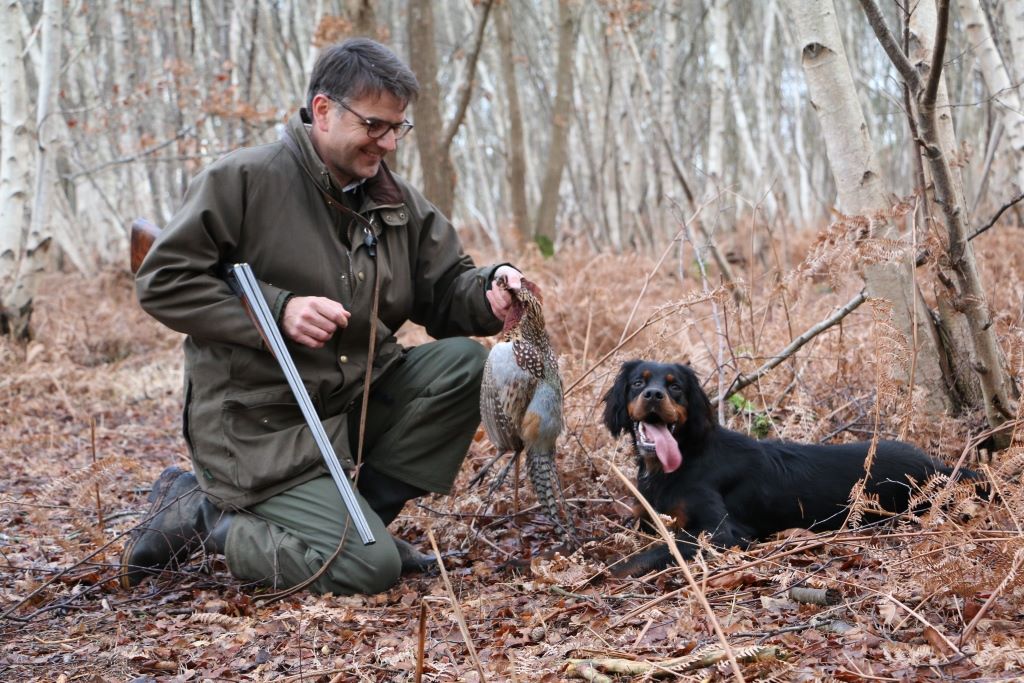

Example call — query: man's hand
[486,265,524,322]
[281,296,351,348]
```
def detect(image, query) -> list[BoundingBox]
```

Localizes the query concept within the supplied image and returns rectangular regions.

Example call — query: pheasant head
[497,276,547,340]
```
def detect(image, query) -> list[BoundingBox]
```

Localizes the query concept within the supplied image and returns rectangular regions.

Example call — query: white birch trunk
[957,0,1024,191]
[782,0,953,414]
[658,0,681,241]
[704,0,729,202]
[1005,0,1024,84]
[0,0,35,335]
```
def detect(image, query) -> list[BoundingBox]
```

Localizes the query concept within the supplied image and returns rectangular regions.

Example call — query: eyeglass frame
[323,94,414,141]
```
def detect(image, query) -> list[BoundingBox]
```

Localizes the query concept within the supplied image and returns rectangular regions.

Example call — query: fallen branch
[789,586,840,605]
[714,289,866,405]
[565,646,788,680]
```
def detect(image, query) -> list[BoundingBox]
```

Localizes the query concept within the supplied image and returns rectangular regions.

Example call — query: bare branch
[858,0,920,92]
[442,0,495,151]
[922,0,951,106]
[713,289,867,405]
[968,191,1024,241]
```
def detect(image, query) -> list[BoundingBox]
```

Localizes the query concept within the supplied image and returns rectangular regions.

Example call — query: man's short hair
[306,38,419,111]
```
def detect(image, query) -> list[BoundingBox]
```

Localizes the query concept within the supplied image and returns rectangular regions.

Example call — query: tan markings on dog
[642,369,651,380]
[627,397,648,422]
[665,501,688,530]
[628,395,686,427]
[520,411,541,444]
[666,374,675,383]
[631,502,650,523]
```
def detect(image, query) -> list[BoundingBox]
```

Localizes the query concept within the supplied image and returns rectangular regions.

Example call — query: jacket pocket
[221,386,323,492]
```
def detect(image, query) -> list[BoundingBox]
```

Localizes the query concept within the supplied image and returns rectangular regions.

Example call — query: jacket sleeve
[403,190,504,339]
[135,158,291,349]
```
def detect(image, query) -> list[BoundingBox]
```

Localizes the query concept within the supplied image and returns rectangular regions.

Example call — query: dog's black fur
[603,360,981,576]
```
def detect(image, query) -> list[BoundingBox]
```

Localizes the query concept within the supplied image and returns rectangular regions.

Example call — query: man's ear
[603,360,640,436]
[310,93,333,130]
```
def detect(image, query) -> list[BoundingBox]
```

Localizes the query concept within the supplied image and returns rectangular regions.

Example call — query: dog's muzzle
[633,420,683,473]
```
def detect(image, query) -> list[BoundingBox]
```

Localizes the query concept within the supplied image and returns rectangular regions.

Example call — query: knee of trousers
[226,514,402,596]
[428,337,488,387]
[312,535,402,596]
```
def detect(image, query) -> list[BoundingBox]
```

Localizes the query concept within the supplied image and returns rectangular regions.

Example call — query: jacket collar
[289,109,404,209]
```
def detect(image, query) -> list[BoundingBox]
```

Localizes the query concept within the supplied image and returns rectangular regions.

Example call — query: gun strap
[281,131,380,479]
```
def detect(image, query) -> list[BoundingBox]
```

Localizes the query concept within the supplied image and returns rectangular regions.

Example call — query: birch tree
[957,0,1024,192]
[859,0,1018,446]
[0,0,46,338]
[781,0,954,415]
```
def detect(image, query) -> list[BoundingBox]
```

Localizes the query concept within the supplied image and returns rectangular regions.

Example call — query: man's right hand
[281,296,351,348]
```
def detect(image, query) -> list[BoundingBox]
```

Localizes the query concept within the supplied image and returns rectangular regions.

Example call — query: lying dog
[603,360,981,576]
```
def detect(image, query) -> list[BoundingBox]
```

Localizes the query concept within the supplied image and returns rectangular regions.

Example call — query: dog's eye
[631,379,645,388]
[669,384,683,395]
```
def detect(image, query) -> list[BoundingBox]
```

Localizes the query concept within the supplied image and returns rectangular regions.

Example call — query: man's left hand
[486,265,524,321]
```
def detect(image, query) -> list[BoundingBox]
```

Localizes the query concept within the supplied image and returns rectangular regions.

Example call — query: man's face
[309,91,407,187]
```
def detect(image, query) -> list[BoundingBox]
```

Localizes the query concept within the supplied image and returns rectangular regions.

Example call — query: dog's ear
[677,364,715,443]
[603,360,639,436]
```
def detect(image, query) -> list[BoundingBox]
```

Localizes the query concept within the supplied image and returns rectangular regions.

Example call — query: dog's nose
[642,388,664,401]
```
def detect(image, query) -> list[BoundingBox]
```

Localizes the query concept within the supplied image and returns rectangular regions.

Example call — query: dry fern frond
[190,612,247,628]
[38,455,141,507]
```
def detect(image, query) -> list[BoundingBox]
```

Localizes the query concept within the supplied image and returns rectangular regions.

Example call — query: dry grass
[1,222,1023,681]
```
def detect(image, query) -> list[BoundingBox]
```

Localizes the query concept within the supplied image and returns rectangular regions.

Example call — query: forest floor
[2,225,1024,682]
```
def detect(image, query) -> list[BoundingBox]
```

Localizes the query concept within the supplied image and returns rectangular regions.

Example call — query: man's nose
[376,129,398,152]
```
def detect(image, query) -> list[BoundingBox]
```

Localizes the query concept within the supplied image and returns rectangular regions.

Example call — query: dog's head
[602,360,715,473]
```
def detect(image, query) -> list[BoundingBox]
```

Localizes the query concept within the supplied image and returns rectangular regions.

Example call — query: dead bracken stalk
[600,457,746,683]
[427,528,488,682]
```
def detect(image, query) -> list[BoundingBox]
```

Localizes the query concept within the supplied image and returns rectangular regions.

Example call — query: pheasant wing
[480,341,536,453]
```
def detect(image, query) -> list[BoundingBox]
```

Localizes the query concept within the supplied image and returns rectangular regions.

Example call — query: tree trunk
[859,0,1018,446]
[907,0,982,408]
[782,0,954,415]
[0,0,38,338]
[704,0,729,205]
[534,0,579,253]
[956,0,1024,192]
[408,0,456,216]
[497,0,528,247]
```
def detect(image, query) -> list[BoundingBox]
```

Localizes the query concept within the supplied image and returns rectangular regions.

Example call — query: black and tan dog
[603,360,981,576]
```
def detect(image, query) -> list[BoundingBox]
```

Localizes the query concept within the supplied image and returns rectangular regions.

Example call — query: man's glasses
[327,95,414,140]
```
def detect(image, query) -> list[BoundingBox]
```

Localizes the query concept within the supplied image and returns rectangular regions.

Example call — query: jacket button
[339,355,349,364]
[357,272,365,281]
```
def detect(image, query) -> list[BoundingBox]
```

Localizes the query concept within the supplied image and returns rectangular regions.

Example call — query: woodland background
[3,0,1024,680]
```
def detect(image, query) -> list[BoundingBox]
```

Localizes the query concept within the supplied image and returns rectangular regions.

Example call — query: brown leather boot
[120,466,233,588]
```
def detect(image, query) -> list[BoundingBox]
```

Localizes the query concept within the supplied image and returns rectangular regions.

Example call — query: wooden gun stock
[130,218,161,274]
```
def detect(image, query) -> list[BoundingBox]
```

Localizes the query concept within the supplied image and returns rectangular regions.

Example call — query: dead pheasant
[478,276,578,546]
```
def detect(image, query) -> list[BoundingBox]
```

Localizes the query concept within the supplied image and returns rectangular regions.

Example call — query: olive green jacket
[136,111,503,508]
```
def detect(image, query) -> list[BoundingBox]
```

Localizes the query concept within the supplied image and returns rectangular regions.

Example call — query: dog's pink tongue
[647,423,682,473]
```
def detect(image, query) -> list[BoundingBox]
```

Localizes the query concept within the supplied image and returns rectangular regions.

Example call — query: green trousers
[224,337,487,595]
